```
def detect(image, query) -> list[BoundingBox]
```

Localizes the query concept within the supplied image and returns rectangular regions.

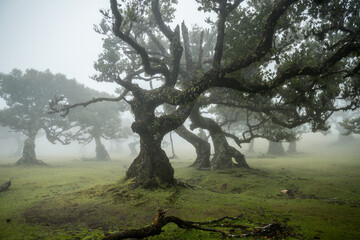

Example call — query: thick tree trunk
[190,109,249,170]
[210,131,248,169]
[126,135,175,189]
[94,136,110,161]
[267,141,285,155]
[287,141,297,153]
[16,136,45,165]
[174,125,211,168]
[125,95,192,189]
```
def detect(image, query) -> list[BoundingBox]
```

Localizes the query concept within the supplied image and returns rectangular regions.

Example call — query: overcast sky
[0,0,212,95]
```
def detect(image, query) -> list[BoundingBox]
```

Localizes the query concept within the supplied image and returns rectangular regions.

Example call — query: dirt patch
[21,198,127,231]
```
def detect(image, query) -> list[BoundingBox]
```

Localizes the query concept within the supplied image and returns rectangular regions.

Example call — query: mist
[0,0,359,239]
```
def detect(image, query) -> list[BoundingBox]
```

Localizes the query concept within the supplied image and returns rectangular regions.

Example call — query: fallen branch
[103,209,291,239]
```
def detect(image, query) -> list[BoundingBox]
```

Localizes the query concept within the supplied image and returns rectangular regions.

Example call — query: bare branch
[151,0,175,40]
[49,90,129,117]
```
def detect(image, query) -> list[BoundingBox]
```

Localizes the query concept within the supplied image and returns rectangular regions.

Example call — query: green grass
[0,149,359,239]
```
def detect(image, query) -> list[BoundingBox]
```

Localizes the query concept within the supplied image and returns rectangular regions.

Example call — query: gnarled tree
[51,0,359,188]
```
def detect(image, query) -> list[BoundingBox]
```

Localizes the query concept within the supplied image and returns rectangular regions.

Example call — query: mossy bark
[175,125,211,168]
[210,131,248,169]
[190,108,248,169]
[126,100,178,188]
[126,135,175,189]
[267,141,285,155]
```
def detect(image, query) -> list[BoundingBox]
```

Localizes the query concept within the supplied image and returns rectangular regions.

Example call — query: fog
[0,1,359,162]
[0,0,216,161]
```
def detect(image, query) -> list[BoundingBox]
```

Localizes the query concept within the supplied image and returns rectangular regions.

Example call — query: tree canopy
[0,69,127,165]
[52,0,360,188]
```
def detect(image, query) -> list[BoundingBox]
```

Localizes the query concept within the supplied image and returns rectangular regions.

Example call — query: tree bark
[174,125,211,168]
[16,135,45,165]
[267,141,285,155]
[190,109,249,169]
[126,134,175,189]
[94,135,110,161]
[210,131,248,169]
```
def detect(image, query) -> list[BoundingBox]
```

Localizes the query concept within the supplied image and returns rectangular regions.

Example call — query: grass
[0,146,359,240]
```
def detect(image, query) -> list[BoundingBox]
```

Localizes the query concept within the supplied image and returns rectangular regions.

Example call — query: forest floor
[0,145,359,239]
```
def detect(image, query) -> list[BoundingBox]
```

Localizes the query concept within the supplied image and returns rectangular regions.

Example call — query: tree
[52,0,360,188]
[0,69,88,165]
[0,69,126,165]
[68,98,129,161]
[340,116,360,135]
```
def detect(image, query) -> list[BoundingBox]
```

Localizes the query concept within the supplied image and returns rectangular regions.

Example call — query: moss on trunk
[126,135,176,189]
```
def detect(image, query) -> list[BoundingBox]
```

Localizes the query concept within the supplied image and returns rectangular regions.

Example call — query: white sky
[0,0,213,95]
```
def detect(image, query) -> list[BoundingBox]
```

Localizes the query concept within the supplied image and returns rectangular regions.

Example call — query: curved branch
[49,90,129,117]
[212,0,227,67]
[225,0,298,73]
[110,0,171,79]
[151,0,175,40]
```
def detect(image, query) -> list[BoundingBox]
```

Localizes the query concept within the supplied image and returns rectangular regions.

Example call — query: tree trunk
[174,125,211,168]
[267,141,285,155]
[94,136,110,161]
[210,131,248,169]
[125,96,192,189]
[16,136,45,165]
[126,135,175,189]
[287,141,297,153]
[190,109,249,170]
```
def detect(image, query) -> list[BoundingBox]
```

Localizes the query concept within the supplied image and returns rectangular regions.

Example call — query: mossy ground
[0,147,359,239]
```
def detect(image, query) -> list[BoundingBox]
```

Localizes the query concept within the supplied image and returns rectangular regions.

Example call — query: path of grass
[0,151,359,239]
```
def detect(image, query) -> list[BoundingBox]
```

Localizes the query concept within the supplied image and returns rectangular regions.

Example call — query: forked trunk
[210,132,248,169]
[126,135,176,189]
[94,136,110,161]
[16,136,45,165]
[190,109,248,170]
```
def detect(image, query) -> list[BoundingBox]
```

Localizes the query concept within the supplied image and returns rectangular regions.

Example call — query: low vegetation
[0,146,359,239]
